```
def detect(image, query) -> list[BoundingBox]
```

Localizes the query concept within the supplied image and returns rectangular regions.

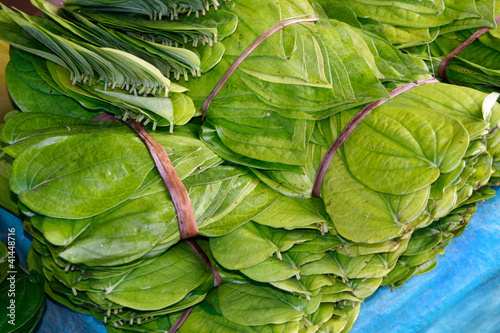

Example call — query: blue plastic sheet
[1,190,499,333]
[351,193,500,332]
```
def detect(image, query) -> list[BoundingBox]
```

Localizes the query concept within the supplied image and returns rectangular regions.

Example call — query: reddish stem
[167,306,195,333]
[125,119,199,239]
[90,112,115,122]
[438,15,500,82]
[186,239,223,287]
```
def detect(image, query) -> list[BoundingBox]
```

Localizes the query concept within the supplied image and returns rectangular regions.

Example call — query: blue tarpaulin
[351,192,500,332]
[1,190,499,333]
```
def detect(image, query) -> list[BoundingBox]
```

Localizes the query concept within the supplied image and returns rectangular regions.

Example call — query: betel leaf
[64,0,223,20]
[198,175,276,235]
[45,60,194,130]
[10,132,155,219]
[47,188,177,266]
[88,242,211,311]
[1,112,126,158]
[239,255,301,283]
[322,153,429,243]
[77,8,237,50]
[271,274,336,297]
[2,2,500,332]
[301,251,374,281]
[0,7,206,127]
[50,170,248,266]
[123,298,302,333]
[8,47,58,95]
[6,48,97,120]
[217,283,312,326]
[388,83,495,140]
[404,222,443,256]
[207,110,315,168]
[186,0,406,171]
[2,5,172,96]
[318,0,496,47]
[200,121,306,173]
[211,221,316,270]
[209,222,278,270]
[341,83,470,195]
[0,268,46,333]
[319,309,349,333]
[252,195,329,230]
[0,151,19,216]
[348,278,383,299]
[343,0,482,28]
[337,239,402,257]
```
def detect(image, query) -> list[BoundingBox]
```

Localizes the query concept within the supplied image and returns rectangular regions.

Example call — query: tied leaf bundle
[0,1,500,332]
[0,0,237,130]
[418,4,500,93]
[0,242,47,333]
[64,0,226,21]
[189,0,430,174]
[2,80,499,332]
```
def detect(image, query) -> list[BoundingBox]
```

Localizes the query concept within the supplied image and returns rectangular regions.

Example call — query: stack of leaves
[381,204,481,288]
[0,150,18,216]
[0,0,238,130]
[64,1,235,50]
[182,0,430,174]
[410,3,500,93]
[316,0,497,47]
[36,0,238,78]
[2,79,499,332]
[315,0,500,92]
[1,1,500,332]
[317,83,500,289]
[64,0,225,20]
[0,111,282,327]
[0,111,394,332]
[0,243,47,333]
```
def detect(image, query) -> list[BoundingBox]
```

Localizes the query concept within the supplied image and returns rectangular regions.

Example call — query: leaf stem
[167,306,195,333]
[186,239,223,287]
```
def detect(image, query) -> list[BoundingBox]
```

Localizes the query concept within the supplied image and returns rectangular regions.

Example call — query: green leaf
[199,182,281,237]
[301,252,374,280]
[323,154,429,243]
[218,283,309,326]
[6,49,97,120]
[210,222,278,270]
[0,151,19,216]
[1,112,125,158]
[253,196,329,230]
[271,274,335,297]
[0,269,46,333]
[10,132,155,219]
[404,222,442,256]
[240,253,301,283]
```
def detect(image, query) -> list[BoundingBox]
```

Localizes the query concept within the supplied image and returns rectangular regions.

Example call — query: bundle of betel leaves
[319,0,500,93]
[0,0,499,332]
[0,240,47,332]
